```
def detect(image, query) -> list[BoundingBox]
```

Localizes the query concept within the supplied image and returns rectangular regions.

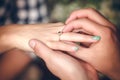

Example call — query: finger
[60,32,101,42]
[29,39,56,61]
[63,18,103,36]
[47,41,80,52]
[66,8,114,28]
[29,39,93,80]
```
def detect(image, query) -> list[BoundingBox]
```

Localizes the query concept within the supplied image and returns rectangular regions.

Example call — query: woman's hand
[62,8,120,80]
[0,23,74,52]
[29,39,98,80]
[0,23,98,53]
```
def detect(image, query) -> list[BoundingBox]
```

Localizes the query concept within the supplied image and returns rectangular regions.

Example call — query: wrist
[0,27,15,53]
[0,24,26,53]
[9,25,32,51]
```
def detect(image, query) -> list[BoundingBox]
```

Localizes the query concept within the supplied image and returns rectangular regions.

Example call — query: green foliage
[48,0,120,26]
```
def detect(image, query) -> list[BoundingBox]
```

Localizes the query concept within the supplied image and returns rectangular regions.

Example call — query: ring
[57,31,63,41]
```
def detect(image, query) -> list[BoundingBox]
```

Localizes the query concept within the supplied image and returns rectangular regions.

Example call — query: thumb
[29,39,55,61]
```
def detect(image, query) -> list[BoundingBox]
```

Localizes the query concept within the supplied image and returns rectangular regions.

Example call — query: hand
[66,8,115,30]
[62,9,120,80]
[0,23,99,53]
[29,39,98,80]
[0,23,75,52]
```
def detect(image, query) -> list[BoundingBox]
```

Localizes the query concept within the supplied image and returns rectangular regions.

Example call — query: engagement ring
[57,31,63,41]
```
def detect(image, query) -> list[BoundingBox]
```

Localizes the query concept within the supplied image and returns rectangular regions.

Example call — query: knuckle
[86,8,96,12]
[47,42,60,49]
[86,8,97,14]
[105,27,112,34]
[69,20,76,25]
[81,18,88,21]
[71,10,79,15]
[79,18,89,22]
[102,27,113,38]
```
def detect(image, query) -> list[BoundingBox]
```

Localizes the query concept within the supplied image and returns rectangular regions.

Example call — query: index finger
[63,18,103,36]
[66,8,114,28]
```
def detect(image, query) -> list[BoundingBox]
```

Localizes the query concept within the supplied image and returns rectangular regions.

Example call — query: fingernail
[73,46,79,52]
[29,40,36,48]
[92,36,101,40]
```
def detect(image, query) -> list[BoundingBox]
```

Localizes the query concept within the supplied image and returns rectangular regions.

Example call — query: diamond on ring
[57,31,62,36]
[57,31,63,41]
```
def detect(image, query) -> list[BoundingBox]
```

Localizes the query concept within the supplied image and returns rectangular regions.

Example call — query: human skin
[62,8,120,80]
[0,22,98,80]
[0,49,32,80]
[29,39,99,80]
[0,23,97,53]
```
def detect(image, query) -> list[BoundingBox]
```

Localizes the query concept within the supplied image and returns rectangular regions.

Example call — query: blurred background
[0,0,120,26]
[47,0,120,27]
[0,0,120,80]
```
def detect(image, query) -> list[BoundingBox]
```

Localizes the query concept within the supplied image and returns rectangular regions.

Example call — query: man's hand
[63,8,120,80]
[29,39,98,80]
